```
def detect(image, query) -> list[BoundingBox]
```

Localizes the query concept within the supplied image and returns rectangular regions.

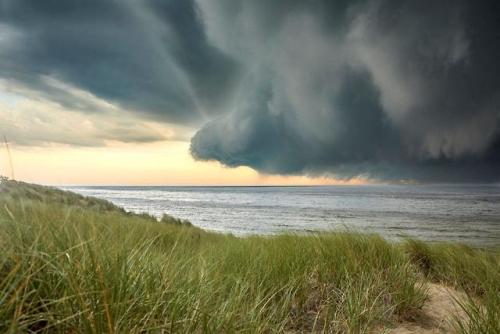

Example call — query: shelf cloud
[1,0,499,182]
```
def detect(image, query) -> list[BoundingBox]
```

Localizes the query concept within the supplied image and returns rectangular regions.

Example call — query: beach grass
[404,239,499,333]
[0,179,498,333]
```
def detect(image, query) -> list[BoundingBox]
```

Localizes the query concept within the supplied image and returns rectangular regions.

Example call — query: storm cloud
[0,0,238,123]
[1,0,499,182]
[192,0,500,182]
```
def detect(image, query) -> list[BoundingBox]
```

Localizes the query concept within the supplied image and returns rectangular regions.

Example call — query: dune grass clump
[0,179,498,333]
[160,214,193,227]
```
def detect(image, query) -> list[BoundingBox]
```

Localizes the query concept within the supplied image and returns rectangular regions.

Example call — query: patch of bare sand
[383,283,467,334]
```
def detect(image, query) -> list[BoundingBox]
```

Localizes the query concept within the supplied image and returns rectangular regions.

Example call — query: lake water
[62,185,500,246]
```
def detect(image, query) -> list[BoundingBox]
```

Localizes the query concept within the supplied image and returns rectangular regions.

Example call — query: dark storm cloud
[191,0,500,182]
[1,0,499,181]
[0,0,238,123]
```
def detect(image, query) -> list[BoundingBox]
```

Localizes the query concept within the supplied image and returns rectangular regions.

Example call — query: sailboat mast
[3,136,14,180]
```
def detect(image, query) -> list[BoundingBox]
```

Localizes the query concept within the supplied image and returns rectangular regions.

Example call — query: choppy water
[62,185,500,246]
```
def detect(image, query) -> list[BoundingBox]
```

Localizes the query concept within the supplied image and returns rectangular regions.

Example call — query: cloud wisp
[1,0,499,182]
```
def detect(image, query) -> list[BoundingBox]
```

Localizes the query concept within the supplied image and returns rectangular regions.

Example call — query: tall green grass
[0,180,498,333]
[404,239,500,333]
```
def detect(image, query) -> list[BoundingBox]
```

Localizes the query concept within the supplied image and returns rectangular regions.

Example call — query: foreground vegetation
[0,180,498,333]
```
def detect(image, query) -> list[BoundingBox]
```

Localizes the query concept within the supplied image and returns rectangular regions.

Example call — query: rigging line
[3,136,14,180]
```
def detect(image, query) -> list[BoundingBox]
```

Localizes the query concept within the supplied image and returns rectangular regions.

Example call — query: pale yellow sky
[2,141,367,186]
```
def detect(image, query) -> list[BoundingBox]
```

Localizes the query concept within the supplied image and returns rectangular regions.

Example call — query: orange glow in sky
[4,141,367,186]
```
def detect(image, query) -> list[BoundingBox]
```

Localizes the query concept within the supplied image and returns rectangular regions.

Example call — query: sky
[0,0,499,185]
